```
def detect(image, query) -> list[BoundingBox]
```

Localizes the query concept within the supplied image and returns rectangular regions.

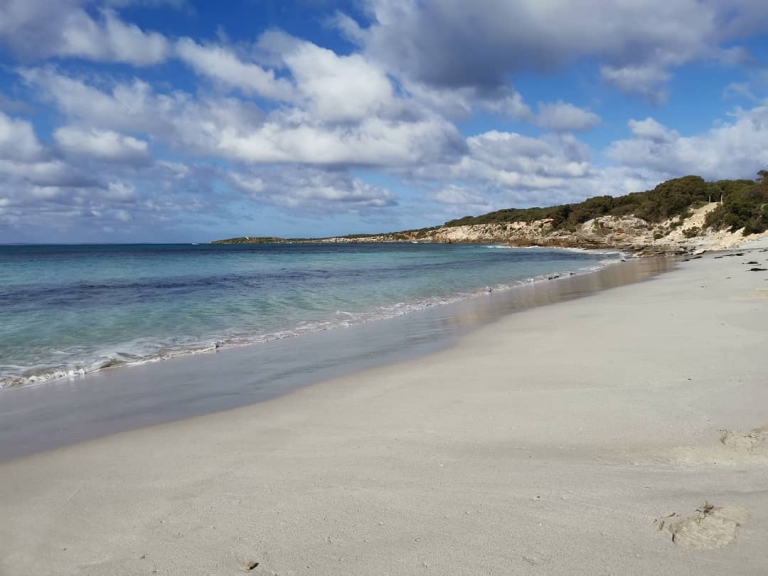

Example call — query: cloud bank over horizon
[1,0,767,242]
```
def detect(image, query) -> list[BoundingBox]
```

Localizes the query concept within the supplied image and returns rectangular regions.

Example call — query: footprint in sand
[719,426,768,455]
[661,424,768,465]
[655,502,750,550]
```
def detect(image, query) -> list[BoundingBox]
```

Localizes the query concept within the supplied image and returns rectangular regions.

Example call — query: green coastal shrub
[445,173,768,237]
[704,182,768,235]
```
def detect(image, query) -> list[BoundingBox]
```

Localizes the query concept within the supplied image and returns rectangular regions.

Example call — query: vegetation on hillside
[212,227,443,244]
[210,236,287,244]
[339,226,441,240]
[212,173,768,245]
[445,174,768,235]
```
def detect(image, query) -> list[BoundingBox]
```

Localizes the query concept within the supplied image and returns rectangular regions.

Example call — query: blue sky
[1,0,768,243]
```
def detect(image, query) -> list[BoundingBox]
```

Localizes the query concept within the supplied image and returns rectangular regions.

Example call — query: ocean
[0,243,621,390]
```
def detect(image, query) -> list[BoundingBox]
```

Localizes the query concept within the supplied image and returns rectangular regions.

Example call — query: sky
[1,0,768,243]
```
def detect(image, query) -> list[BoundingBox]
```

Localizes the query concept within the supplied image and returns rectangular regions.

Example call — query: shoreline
[1,242,767,574]
[0,254,671,462]
[0,245,626,391]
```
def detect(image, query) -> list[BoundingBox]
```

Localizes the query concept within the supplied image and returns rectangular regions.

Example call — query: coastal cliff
[426,203,757,255]
[312,203,760,255]
[213,174,768,255]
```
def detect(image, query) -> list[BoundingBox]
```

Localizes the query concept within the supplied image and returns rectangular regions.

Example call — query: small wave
[505,245,630,258]
[560,247,631,258]
[0,344,223,389]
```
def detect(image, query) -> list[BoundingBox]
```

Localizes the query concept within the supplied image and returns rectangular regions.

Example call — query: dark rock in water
[748,268,767,272]
[746,261,759,265]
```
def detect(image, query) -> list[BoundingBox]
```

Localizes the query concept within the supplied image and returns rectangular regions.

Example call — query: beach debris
[242,560,260,571]
[657,502,750,549]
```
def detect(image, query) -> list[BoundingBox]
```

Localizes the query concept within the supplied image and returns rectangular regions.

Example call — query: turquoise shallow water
[0,243,621,388]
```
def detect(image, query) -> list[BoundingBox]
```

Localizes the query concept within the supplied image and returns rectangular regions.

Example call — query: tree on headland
[756,169,768,184]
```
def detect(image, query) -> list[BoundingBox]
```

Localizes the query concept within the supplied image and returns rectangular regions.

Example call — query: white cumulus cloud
[534,101,601,132]
[228,168,398,214]
[24,67,466,168]
[341,0,766,101]
[54,126,151,164]
[0,111,45,162]
[0,1,170,65]
[175,38,295,101]
[609,105,768,179]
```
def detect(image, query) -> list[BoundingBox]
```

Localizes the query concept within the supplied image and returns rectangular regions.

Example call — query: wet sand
[1,244,767,575]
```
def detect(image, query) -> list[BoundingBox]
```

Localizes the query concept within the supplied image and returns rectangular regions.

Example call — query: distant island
[212,174,768,255]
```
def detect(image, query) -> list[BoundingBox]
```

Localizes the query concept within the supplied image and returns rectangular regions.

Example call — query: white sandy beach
[1,244,768,576]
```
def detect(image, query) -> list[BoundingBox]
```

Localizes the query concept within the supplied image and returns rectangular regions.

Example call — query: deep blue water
[0,243,620,387]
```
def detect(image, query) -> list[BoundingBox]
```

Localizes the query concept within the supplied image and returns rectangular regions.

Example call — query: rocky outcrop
[434,204,764,254]
[320,203,765,255]
[217,203,766,255]
[429,219,555,244]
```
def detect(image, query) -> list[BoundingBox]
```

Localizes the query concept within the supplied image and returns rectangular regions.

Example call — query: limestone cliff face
[319,203,765,254]
[428,204,762,254]
[429,220,555,244]
[426,216,651,251]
